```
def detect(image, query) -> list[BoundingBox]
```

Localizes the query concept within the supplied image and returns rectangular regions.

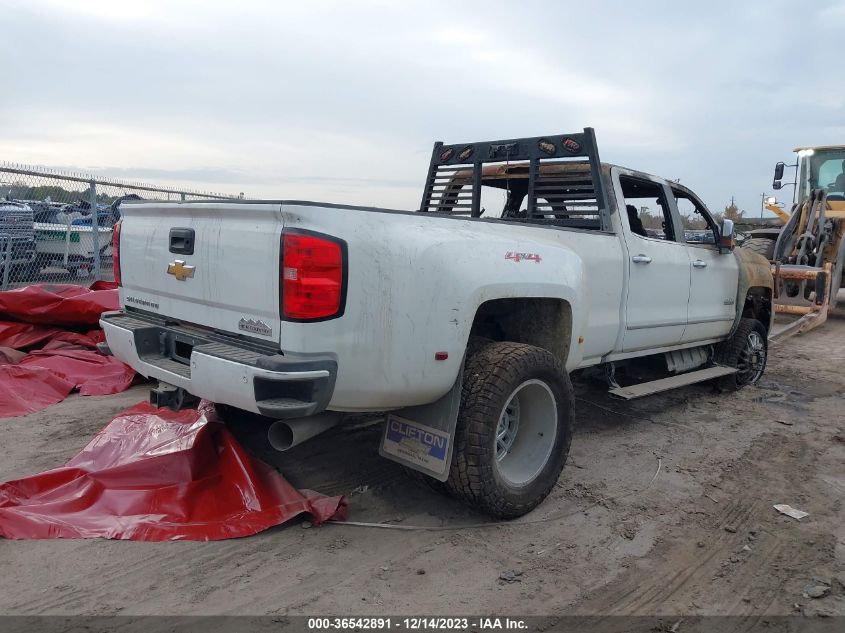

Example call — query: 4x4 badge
[167,260,195,281]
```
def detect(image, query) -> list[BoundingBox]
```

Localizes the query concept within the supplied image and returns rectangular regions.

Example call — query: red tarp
[21,349,135,396]
[0,402,347,540]
[0,282,119,328]
[0,321,63,350]
[0,365,75,416]
[0,282,134,418]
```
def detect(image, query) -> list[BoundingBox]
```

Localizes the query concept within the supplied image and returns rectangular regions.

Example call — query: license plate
[380,414,451,477]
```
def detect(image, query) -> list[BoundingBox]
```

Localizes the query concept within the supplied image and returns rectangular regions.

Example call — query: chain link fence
[0,163,238,290]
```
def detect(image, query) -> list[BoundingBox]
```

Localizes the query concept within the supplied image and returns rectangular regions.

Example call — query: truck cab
[775,145,845,202]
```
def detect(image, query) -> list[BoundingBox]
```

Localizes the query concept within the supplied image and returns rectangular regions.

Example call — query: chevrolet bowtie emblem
[167,259,195,281]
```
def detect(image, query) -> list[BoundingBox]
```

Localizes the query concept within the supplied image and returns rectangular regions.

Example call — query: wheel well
[469,298,572,364]
[742,287,772,333]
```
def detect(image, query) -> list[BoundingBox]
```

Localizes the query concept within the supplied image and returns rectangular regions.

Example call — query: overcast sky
[2,0,844,216]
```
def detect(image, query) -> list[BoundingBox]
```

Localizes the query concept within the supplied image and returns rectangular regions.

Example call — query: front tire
[714,318,768,391]
[447,342,573,519]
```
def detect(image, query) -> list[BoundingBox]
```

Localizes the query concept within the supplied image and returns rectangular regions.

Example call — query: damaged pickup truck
[101,129,773,518]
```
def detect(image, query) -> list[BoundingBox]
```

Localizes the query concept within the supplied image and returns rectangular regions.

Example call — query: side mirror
[719,219,735,252]
[774,162,785,181]
[772,180,782,190]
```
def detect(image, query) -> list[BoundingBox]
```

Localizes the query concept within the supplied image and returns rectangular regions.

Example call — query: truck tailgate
[119,202,283,343]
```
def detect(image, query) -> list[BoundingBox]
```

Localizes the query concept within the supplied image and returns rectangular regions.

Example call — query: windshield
[799,149,845,199]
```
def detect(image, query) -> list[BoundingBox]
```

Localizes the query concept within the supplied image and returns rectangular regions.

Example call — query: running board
[608,365,737,400]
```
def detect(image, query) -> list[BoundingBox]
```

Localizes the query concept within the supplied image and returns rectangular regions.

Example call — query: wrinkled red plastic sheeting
[0,347,27,365]
[0,365,75,416]
[0,282,118,328]
[0,402,347,540]
[0,342,133,416]
[0,283,133,418]
[21,349,135,396]
[0,321,63,350]
[0,322,104,352]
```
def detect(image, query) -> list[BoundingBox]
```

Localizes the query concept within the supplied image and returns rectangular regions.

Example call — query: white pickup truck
[101,129,773,518]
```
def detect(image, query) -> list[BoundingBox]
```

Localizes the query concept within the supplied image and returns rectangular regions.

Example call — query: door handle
[692,259,707,268]
[631,254,652,264]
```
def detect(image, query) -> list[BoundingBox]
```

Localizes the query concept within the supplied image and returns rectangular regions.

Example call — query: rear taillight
[112,220,122,286]
[281,231,346,321]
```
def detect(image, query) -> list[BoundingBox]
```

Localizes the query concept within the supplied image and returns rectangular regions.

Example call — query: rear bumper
[100,311,337,418]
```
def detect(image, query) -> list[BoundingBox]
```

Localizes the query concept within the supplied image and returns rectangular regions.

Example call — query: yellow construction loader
[743,145,845,338]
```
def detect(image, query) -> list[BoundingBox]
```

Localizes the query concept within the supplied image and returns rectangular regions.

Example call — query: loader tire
[742,238,776,261]
[714,318,768,391]
[830,241,844,309]
[446,342,573,519]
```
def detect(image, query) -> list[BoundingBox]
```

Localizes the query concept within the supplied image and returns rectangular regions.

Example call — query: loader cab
[774,145,845,202]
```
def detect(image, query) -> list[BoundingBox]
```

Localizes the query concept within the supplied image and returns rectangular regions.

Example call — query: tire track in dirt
[572,432,820,616]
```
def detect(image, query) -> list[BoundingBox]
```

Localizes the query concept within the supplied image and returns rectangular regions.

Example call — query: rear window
[419,130,609,231]
[424,162,604,231]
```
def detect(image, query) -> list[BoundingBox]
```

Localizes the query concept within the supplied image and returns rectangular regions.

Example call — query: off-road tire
[714,318,768,391]
[446,341,573,519]
[742,238,776,261]
[404,336,496,496]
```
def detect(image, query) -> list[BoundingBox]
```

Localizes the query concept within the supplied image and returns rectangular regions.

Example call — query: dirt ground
[1,306,843,620]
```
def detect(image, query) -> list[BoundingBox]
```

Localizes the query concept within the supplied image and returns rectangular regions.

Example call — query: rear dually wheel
[447,341,573,519]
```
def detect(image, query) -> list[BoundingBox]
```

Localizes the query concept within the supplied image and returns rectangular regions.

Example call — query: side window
[816,157,845,193]
[673,189,717,245]
[619,175,677,241]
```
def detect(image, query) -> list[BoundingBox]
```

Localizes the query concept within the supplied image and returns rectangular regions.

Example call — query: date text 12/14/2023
[307,617,528,630]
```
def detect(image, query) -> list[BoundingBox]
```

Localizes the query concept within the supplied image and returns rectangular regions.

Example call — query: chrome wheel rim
[496,396,520,460]
[494,380,557,487]
[737,330,766,384]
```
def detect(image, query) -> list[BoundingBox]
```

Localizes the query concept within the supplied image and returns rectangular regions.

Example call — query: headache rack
[419,128,611,230]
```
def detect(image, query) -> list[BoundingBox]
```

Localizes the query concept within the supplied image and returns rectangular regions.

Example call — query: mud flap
[378,370,462,481]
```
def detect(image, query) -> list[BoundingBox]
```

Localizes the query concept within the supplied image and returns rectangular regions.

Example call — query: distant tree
[2,181,116,204]
[723,202,744,221]
[679,211,707,229]
[639,206,663,229]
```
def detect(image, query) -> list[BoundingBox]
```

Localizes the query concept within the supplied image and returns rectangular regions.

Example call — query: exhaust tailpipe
[267,413,342,451]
